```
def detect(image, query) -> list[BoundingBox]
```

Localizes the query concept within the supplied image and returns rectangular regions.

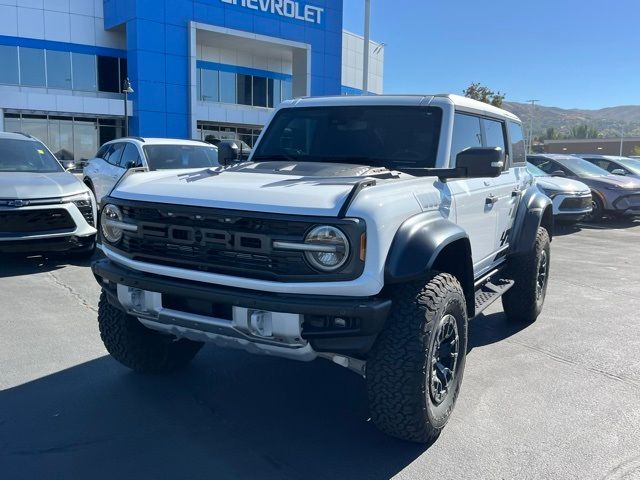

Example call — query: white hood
[110,164,386,216]
[0,172,87,199]
[535,175,590,193]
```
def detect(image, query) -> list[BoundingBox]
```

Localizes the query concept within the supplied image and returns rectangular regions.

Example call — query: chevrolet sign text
[220,0,324,25]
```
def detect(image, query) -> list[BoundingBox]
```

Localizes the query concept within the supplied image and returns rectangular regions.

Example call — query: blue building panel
[104,0,345,137]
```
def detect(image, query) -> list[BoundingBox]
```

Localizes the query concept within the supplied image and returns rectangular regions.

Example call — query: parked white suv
[92,95,553,443]
[83,138,219,202]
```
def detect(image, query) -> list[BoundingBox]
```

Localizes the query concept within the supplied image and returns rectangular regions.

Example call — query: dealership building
[0,0,384,160]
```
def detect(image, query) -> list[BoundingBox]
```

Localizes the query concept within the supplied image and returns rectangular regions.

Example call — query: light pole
[526,99,539,153]
[362,0,371,95]
[620,124,625,156]
[122,77,134,137]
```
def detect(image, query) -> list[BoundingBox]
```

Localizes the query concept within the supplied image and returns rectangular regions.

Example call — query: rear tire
[366,273,468,444]
[98,292,203,373]
[502,227,551,324]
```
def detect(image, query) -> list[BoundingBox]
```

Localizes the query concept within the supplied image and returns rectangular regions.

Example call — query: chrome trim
[272,241,338,253]
[102,219,139,232]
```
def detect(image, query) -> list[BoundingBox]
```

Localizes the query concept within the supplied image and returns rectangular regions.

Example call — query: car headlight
[541,188,562,199]
[606,184,635,191]
[304,226,350,272]
[65,192,92,208]
[101,204,124,244]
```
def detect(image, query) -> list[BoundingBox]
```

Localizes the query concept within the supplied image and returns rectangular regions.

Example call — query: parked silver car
[0,132,97,256]
[527,162,592,223]
[528,154,640,221]
[577,155,640,181]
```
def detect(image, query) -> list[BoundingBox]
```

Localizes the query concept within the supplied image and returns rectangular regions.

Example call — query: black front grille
[560,196,591,210]
[112,203,364,282]
[0,209,75,235]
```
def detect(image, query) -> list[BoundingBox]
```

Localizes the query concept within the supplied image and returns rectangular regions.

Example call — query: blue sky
[342,0,639,110]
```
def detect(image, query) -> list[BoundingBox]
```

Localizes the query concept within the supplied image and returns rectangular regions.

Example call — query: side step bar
[474,278,515,315]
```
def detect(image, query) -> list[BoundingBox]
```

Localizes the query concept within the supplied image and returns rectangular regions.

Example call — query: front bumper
[611,192,640,215]
[551,193,592,220]
[93,259,391,359]
[0,202,97,252]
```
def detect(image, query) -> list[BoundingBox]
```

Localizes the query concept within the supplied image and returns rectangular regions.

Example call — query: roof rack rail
[13,132,34,139]
[122,136,146,143]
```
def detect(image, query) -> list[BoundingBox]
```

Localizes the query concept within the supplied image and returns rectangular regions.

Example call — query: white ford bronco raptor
[93,94,553,443]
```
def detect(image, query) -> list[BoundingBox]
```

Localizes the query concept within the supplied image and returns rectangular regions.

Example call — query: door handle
[485,194,499,205]
[512,188,521,197]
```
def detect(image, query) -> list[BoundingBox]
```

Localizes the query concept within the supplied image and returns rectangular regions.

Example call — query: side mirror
[125,160,137,170]
[611,168,627,176]
[217,142,237,167]
[551,170,566,177]
[456,147,504,178]
[61,160,76,171]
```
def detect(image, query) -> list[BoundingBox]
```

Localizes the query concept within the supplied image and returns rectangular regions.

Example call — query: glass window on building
[20,47,46,87]
[219,71,236,104]
[119,58,128,92]
[97,55,120,93]
[282,80,293,101]
[73,118,99,161]
[99,118,123,146]
[46,50,72,90]
[236,74,252,106]
[252,76,267,108]
[268,78,281,108]
[0,45,19,85]
[21,115,49,142]
[3,114,21,133]
[48,117,74,160]
[201,69,219,102]
[72,53,97,91]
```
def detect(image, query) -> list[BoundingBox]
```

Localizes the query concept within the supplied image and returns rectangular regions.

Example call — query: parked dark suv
[528,154,640,221]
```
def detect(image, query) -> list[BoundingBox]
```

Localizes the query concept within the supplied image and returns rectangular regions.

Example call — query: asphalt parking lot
[1,219,639,480]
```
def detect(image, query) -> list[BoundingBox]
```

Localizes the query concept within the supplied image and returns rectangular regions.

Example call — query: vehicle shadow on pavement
[0,347,428,480]
[0,252,101,279]
[467,311,531,352]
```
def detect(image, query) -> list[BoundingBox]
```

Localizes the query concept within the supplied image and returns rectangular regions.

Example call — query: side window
[508,122,526,165]
[96,144,111,160]
[450,113,482,164]
[105,143,125,166]
[537,160,568,175]
[483,118,506,169]
[118,143,142,168]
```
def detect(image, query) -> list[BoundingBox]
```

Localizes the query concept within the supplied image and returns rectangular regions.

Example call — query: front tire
[98,292,203,373]
[584,194,604,223]
[366,273,468,444]
[502,227,551,324]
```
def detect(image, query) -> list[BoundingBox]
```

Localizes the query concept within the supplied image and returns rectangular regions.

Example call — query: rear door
[448,113,498,273]
[98,142,126,199]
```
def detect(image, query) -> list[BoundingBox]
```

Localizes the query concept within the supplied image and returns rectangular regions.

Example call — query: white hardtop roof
[285,94,520,122]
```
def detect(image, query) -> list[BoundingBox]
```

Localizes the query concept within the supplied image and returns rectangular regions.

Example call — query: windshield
[143,145,219,170]
[527,162,548,177]
[0,139,63,173]
[615,158,640,175]
[253,106,443,169]
[562,157,610,177]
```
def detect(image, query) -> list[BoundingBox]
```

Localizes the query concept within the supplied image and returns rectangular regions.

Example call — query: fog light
[249,310,273,338]
[334,317,347,328]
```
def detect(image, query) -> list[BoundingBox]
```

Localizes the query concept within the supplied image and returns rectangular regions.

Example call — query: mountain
[502,102,640,138]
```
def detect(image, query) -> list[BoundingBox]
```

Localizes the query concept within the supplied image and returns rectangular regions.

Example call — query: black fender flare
[510,185,553,255]
[384,214,470,284]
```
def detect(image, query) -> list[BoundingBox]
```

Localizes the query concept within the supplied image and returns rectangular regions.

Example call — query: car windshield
[143,145,219,170]
[0,139,63,173]
[614,157,640,175]
[252,106,443,169]
[562,157,610,177]
[527,162,548,177]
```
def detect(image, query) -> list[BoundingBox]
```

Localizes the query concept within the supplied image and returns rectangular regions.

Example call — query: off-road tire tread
[502,227,550,323]
[366,273,467,444]
[98,292,203,373]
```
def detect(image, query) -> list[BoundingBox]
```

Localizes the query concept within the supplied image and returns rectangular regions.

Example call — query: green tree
[462,83,506,108]
[633,145,640,156]
[545,127,560,140]
[569,124,599,139]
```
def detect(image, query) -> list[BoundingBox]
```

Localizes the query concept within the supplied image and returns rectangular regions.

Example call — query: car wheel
[366,273,468,444]
[502,227,551,324]
[584,194,604,223]
[98,292,204,373]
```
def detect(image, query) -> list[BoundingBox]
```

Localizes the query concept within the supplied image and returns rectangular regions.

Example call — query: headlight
[606,184,635,191]
[304,226,350,272]
[101,204,124,244]
[65,192,92,207]
[541,188,562,199]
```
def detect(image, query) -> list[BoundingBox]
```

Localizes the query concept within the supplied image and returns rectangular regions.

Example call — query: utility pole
[526,99,539,154]
[362,0,371,95]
